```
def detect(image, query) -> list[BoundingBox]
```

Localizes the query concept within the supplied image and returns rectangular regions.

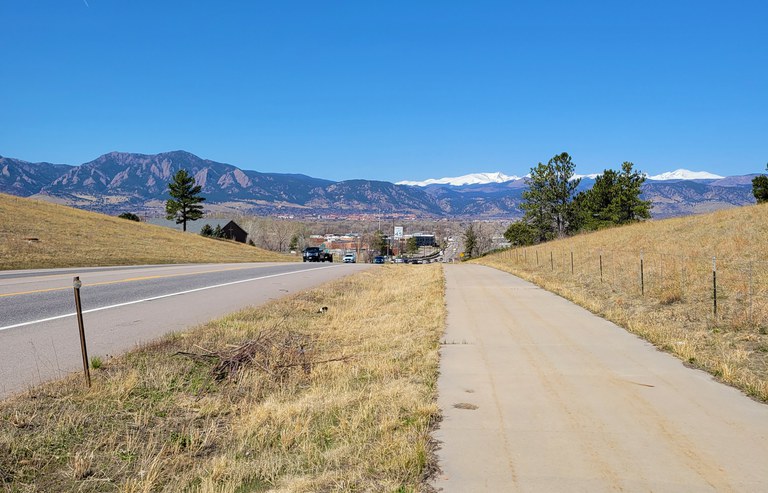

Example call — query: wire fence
[499,246,768,332]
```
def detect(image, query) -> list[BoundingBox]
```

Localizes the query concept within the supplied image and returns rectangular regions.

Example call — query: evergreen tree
[574,169,619,230]
[406,237,419,254]
[521,161,555,242]
[753,164,768,204]
[213,224,224,238]
[463,223,478,258]
[613,162,651,222]
[576,162,650,230]
[548,152,581,237]
[200,224,214,237]
[503,221,537,246]
[371,230,388,255]
[521,152,580,240]
[165,169,205,232]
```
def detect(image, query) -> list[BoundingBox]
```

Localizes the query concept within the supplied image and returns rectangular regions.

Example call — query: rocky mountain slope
[0,156,73,197]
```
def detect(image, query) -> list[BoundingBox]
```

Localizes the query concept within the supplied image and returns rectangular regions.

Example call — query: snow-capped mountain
[647,169,724,181]
[573,173,601,180]
[399,168,726,186]
[397,172,521,187]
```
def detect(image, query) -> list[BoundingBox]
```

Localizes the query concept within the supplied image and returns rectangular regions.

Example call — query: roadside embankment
[0,193,292,269]
[476,203,768,402]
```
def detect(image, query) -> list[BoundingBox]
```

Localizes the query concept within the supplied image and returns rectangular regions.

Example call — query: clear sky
[2,1,766,182]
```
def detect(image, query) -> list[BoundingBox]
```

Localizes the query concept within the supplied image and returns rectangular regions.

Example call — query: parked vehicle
[343,252,356,263]
[303,247,333,262]
[373,256,385,264]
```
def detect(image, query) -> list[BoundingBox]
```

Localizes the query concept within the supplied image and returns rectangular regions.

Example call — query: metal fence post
[712,256,717,318]
[73,277,91,388]
[640,250,645,296]
[749,261,754,326]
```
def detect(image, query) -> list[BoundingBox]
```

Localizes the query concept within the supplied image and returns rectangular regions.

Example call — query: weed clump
[176,329,353,383]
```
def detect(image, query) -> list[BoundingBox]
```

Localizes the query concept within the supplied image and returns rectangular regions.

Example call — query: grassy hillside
[476,203,768,401]
[0,194,293,269]
[0,265,444,491]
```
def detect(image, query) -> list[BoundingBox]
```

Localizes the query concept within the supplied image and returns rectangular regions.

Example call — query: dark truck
[302,247,333,262]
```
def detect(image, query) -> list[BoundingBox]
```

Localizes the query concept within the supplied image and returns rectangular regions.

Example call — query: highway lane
[0,263,333,328]
[0,262,369,399]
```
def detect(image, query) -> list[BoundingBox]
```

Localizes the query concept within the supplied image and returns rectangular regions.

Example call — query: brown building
[220,221,248,243]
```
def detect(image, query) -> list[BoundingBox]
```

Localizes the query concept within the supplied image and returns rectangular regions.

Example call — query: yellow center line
[0,265,267,298]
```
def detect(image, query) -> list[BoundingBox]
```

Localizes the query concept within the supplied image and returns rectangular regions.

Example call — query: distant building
[411,233,437,247]
[220,221,248,243]
[146,217,249,243]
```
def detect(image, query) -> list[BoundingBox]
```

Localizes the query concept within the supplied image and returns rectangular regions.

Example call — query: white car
[343,252,356,263]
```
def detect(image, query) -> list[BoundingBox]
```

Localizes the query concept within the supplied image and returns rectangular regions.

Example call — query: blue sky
[1,1,766,182]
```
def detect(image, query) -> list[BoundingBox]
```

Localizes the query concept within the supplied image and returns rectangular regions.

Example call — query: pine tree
[503,221,537,246]
[613,162,651,222]
[371,230,387,255]
[520,162,554,242]
[575,162,651,230]
[165,169,205,232]
[575,169,619,230]
[520,152,580,241]
[753,164,768,204]
[548,152,581,237]
[463,223,478,258]
[406,237,419,254]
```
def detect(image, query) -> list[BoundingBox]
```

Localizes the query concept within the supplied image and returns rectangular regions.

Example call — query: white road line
[0,265,340,332]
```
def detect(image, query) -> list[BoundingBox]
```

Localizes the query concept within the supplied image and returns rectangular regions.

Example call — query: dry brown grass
[476,203,768,402]
[0,264,444,492]
[0,193,292,270]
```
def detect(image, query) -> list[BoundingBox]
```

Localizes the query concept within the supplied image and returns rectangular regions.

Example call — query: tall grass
[476,203,768,401]
[0,265,444,491]
[0,194,292,269]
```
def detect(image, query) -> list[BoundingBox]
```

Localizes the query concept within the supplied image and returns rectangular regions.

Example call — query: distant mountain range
[0,151,760,219]
[397,169,725,187]
[397,172,522,187]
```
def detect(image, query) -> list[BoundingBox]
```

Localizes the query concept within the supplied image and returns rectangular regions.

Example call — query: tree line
[500,152,651,248]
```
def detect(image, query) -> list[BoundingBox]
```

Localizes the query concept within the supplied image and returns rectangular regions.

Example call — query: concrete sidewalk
[432,264,768,492]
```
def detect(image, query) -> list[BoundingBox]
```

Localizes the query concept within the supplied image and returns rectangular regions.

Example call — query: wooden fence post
[599,253,603,283]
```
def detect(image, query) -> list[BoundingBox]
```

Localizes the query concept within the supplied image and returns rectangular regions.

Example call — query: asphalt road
[433,264,768,492]
[0,262,369,399]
